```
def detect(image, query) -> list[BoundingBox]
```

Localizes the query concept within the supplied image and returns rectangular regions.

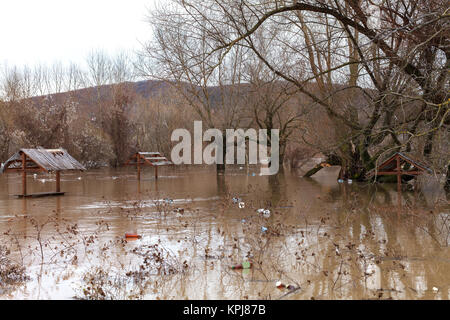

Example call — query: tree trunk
[337,141,368,181]
[304,164,324,177]
[216,135,226,173]
[423,131,434,157]
[277,153,285,173]
[445,164,450,192]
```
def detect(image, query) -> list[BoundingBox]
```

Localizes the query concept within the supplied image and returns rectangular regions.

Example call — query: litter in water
[232,197,241,203]
[287,285,297,291]
[125,233,142,239]
[257,208,271,217]
[238,202,245,209]
[174,208,185,217]
[231,261,252,270]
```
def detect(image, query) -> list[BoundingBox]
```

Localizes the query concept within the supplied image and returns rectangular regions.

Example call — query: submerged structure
[367,152,432,185]
[1,148,86,197]
[124,152,172,180]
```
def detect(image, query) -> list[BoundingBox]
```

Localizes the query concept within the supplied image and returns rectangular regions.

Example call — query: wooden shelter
[1,148,86,197]
[124,152,172,180]
[367,152,432,186]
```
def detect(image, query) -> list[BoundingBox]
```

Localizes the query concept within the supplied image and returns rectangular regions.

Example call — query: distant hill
[27,79,256,117]
[27,79,370,120]
[29,79,173,112]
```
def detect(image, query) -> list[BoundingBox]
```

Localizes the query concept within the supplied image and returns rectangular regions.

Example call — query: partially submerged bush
[0,245,29,290]
[76,242,189,300]
[78,266,145,300]
[131,243,189,276]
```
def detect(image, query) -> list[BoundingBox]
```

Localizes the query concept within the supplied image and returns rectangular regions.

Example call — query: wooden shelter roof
[366,152,432,178]
[125,152,173,167]
[1,148,86,173]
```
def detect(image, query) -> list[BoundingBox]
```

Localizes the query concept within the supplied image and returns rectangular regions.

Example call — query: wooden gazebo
[124,152,172,180]
[1,148,86,197]
[367,152,432,186]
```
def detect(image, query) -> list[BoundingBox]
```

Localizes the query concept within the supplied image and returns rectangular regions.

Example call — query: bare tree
[138,6,248,171]
[243,60,308,169]
[144,0,449,182]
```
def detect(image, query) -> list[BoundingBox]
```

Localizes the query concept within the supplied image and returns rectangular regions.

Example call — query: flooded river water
[0,166,449,300]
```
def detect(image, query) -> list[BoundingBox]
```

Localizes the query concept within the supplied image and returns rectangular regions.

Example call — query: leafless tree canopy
[141,0,449,182]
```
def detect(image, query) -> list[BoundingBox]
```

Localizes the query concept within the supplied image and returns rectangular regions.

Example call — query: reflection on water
[0,166,449,300]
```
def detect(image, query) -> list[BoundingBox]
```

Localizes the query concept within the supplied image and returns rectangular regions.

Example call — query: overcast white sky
[0,0,158,68]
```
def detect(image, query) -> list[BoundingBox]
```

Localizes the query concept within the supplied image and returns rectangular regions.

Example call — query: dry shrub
[78,266,145,300]
[0,245,29,291]
[131,243,189,276]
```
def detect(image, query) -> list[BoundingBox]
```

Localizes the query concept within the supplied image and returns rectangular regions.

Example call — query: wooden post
[55,196,61,215]
[137,153,141,181]
[155,165,158,180]
[396,155,401,190]
[22,152,27,196]
[396,155,402,208]
[56,171,60,192]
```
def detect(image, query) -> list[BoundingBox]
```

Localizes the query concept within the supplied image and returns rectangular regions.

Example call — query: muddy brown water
[0,166,449,300]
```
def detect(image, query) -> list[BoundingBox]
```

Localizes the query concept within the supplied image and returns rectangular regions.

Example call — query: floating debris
[261,226,268,232]
[257,208,271,217]
[338,179,344,183]
[238,202,245,209]
[348,179,353,184]
[125,233,141,239]
[432,287,439,293]
[287,285,297,291]
[232,197,241,204]
[164,198,174,204]
[33,174,37,179]
[276,280,297,291]
[231,261,252,270]
[77,177,82,180]
[241,219,246,223]
[174,208,185,214]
